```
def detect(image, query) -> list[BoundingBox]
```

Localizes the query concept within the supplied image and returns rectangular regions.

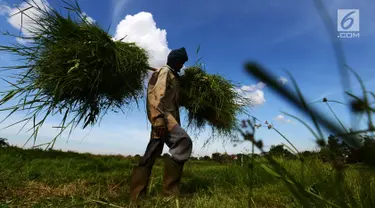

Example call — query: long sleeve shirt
[146,65,181,139]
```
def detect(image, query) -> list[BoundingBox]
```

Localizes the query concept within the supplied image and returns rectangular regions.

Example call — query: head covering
[167,47,188,64]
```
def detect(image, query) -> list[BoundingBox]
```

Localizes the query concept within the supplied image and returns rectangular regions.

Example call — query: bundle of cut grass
[179,66,250,136]
[0,1,149,145]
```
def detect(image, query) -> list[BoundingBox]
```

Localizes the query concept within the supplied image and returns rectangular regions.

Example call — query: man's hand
[154,126,166,138]
[148,66,158,72]
[153,117,167,138]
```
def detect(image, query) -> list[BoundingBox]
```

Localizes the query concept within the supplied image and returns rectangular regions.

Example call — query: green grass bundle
[180,66,249,136]
[0,1,149,146]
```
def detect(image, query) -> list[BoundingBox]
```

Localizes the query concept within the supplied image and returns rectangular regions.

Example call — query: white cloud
[245,90,266,105]
[240,82,266,91]
[81,12,95,24]
[15,37,30,44]
[113,12,171,69]
[278,76,288,85]
[0,1,11,15]
[237,82,266,106]
[4,0,50,42]
[1,0,95,43]
[274,114,292,124]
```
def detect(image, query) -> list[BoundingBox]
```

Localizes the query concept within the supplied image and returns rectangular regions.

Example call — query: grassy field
[1,146,375,208]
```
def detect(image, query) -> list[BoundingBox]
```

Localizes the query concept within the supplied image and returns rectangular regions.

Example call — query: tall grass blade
[282,112,319,140]
[325,102,349,134]
[346,65,373,129]
[287,71,324,140]
[273,127,299,154]
[245,63,361,149]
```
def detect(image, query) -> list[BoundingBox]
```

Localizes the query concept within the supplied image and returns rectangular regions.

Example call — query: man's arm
[151,68,170,134]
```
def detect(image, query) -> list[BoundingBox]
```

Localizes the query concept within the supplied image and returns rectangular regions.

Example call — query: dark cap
[167,47,188,63]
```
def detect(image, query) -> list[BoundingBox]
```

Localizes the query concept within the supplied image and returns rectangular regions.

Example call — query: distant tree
[360,135,375,166]
[269,144,295,159]
[346,134,375,165]
[301,151,312,158]
[190,156,198,160]
[319,147,331,162]
[236,153,246,159]
[299,150,321,159]
[201,156,211,161]
[212,153,222,163]
[211,152,235,163]
[0,137,9,147]
[319,133,375,166]
[300,151,320,159]
[221,153,233,164]
[269,145,284,156]
[327,134,341,152]
[328,135,350,159]
[133,154,141,161]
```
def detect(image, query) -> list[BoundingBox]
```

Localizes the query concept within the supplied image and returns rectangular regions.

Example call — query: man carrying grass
[130,48,193,200]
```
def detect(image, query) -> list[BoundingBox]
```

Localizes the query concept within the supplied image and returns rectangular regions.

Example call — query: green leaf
[0,107,19,123]
[369,92,375,100]
[325,102,348,134]
[0,78,21,89]
[305,187,340,208]
[2,117,32,130]
[0,90,19,104]
[67,60,80,73]
[196,44,201,55]
[346,92,361,101]
[259,164,295,183]
[273,127,300,154]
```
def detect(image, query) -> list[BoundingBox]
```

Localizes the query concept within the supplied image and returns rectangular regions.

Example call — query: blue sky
[0,0,374,156]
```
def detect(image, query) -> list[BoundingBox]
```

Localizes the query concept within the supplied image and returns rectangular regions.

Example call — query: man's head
[167,47,188,72]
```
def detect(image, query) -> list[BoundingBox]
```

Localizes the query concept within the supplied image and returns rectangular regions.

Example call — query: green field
[1,146,375,208]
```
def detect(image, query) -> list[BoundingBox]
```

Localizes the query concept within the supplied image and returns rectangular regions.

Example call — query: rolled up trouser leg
[130,139,164,201]
[163,125,193,196]
[138,139,164,168]
[166,125,193,163]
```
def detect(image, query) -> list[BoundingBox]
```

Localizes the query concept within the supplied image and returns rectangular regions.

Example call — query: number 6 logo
[337,9,360,32]
[341,11,356,30]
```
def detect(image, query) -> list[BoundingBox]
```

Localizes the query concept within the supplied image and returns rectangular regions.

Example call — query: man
[130,47,193,200]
